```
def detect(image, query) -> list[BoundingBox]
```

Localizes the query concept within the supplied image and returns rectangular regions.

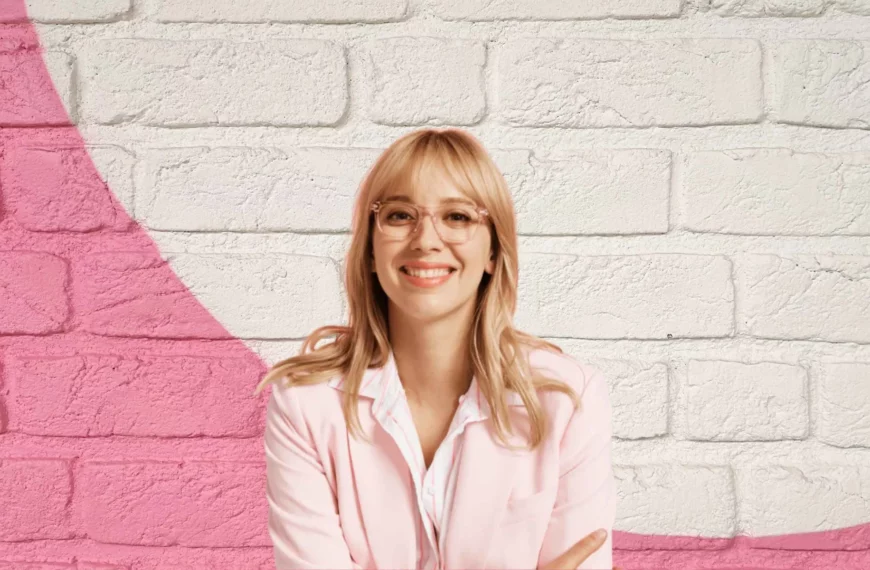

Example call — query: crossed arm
[263,384,363,569]
[537,368,618,570]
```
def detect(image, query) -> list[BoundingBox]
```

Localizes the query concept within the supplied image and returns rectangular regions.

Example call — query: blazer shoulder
[527,347,603,394]
[267,376,347,436]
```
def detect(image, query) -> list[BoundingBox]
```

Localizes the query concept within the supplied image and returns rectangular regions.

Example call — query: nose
[410,211,444,249]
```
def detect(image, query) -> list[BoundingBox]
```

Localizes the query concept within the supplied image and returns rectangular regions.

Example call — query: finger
[540,529,607,570]
[545,530,607,570]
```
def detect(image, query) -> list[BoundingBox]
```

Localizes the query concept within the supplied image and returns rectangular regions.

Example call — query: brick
[244,339,305,369]
[505,149,670,235]
[515,253,733,338]
[0,253,69,334]
[433,0,681,19]
[836,0,870,14]
[735,254,870,343]
[600,360,669,439]
[615,464,735,537]
[6,353,266,437]
[0,560,72,570]
[684,360,808,441]
[710,0,826,16]
[135,146,379,231]
[817,362,870,447]
[711,0,870,15]
[166,253,344,339]
[0,0,131,22]
[364,38,486,125]
[78,40,346,126]
[148,0,406,22]
[0,540,270,568]
[72,252,342,339]
[771,40,870,129]
[2,144,134,232]
[682,150,870,235]
[0,50,72,126]
[498,39,762,127]
[0,459,71,540]
[71,252,229,338]
[78,461,267,546]
[737,464,870,537]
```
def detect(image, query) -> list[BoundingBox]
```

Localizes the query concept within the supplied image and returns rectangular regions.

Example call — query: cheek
[372,243,400,278]
[455,247,490,272]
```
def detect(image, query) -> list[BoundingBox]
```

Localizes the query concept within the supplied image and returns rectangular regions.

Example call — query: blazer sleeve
[537,368,618,570]
[264,383,363,570]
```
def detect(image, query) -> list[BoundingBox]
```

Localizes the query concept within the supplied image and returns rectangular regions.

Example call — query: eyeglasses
[371,199,489,244]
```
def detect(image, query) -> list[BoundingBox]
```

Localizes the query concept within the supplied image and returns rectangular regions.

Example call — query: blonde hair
[253,128,579,450]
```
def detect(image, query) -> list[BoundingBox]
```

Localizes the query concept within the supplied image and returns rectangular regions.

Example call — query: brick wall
[1,0,869,568]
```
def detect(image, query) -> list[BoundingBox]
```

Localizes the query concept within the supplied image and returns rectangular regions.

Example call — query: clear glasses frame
[370,199,490,244]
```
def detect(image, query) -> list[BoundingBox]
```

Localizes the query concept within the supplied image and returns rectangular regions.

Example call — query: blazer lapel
[332,361,419,569]
[347,407,420,569]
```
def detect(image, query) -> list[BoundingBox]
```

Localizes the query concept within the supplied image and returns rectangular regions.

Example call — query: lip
[400,261,457,270]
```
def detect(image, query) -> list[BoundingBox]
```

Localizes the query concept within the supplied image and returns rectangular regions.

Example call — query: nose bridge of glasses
[413,207,444,238]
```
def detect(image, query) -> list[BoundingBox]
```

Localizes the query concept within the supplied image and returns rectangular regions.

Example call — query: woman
[253,128,618,569]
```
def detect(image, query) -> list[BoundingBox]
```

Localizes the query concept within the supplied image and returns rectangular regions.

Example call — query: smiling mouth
[400,267,457,277]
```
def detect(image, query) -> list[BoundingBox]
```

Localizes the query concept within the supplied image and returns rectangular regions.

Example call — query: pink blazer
[263,348,617,569]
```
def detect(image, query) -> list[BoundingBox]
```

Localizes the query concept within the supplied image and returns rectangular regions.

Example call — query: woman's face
[371,168,495,326]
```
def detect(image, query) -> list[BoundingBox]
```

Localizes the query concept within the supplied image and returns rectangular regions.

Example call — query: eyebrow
[383,195,476,205]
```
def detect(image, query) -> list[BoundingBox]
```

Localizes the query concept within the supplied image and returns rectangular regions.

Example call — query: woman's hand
[538,528,623,570]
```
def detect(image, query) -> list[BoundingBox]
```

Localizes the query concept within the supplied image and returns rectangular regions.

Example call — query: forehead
[381,194,476,207]
[379,155,479,206]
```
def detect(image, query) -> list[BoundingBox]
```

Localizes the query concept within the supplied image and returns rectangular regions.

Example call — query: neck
[387,301,477,410]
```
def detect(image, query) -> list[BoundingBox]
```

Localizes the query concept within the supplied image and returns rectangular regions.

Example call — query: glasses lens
[377,203,481,243]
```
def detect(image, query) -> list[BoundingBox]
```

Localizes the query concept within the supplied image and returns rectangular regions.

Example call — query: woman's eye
[447,212,472,222]
[388,211,414,221]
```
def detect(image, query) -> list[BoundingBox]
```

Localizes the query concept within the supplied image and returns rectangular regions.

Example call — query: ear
[484,250,495,275]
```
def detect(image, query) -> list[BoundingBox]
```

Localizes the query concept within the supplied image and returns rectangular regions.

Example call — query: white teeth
[402,267,453,278]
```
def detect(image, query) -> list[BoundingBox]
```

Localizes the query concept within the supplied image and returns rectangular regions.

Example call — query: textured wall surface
[1,0,870,568]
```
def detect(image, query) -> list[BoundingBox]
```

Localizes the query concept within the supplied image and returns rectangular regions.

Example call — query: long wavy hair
[253,128,579,450]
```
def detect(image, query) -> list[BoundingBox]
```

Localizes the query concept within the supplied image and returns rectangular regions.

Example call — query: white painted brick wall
[712,0,870,17]
[135,147,380,231]
[498,39,763,127]
[514,253,734,338]
[147,0,408,23]
[433,0,683,20]
[614,464,736,536]
[735,254,870,342]
[78,39,348,126]
[736,464,870,536]
[817,362,870,447]
[684,360,809,441]
[2,0,869,566]
[0,0,132,23]
[363,37,487,125]
[508,149,672,234]
[682,150,870,235]
[770,40,870,128]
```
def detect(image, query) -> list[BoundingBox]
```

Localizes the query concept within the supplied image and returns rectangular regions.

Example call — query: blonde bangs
[372,133,488,209]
